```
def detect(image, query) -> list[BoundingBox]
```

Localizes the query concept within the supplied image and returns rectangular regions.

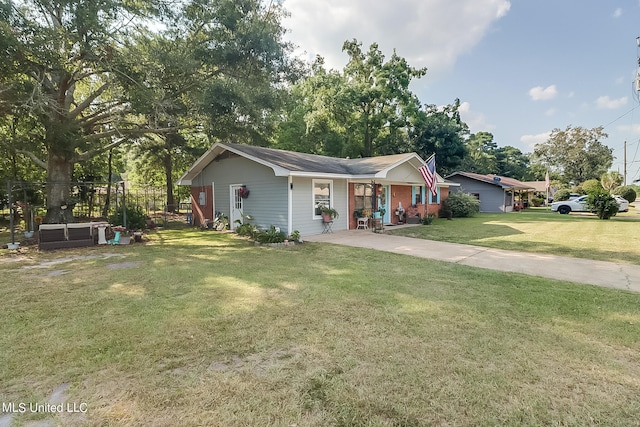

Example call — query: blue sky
[282,0,640,182]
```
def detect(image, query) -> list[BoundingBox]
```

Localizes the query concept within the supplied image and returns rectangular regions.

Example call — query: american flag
[545,170,550,189]
[419,155,437,196]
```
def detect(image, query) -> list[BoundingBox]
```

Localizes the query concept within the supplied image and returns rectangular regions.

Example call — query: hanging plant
[238,186,250,199]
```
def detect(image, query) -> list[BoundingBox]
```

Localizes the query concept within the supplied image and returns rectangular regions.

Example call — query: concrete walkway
[306,230,640,293]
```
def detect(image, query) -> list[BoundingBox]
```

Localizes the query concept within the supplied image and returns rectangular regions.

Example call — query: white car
[551,195,629,214]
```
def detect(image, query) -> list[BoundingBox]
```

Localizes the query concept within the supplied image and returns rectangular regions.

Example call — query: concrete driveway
[306,230,640,293]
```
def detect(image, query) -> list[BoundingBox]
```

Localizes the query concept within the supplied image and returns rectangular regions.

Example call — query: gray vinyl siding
[196,155,288,230]
[449,176,507,213]
[291,176,348,237]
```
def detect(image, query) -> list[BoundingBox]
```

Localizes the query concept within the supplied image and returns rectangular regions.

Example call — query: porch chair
[356,217,369,230]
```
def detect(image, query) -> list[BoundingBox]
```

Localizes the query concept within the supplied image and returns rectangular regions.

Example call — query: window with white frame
[313,180,333,217]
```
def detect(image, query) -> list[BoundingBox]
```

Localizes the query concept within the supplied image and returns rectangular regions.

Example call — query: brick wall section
[389,185,412,223]
[190,185,213,226]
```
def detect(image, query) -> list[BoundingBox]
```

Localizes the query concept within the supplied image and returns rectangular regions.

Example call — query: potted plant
[320,207,339,222]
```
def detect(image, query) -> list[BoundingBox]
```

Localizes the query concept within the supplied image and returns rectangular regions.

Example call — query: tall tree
[1,0,172,222]
[411,99,468,176]
[495,145,530,179]
[274,57,349,156]
[460,131,497,174]
[534,126,612,184]
[274,43,426,158]
[187,0,299,146]
[340,40,426,157]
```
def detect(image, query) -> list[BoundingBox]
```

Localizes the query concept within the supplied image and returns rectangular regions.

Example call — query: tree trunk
[163,151,175,213]
[102,148,113,218]
[44,152,75,223]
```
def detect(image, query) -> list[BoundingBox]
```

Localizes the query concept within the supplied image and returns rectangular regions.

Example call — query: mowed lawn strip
[389,210,640,265]
[1,228,639,426]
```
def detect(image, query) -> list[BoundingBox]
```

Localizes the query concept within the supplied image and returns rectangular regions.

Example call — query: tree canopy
[274,40,426,158]
[533,126,612,184]
[1,0,295,221]
[410,100,468,176]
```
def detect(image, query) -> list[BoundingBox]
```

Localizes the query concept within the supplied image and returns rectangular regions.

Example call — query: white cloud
[282,0,511,75]
[458,101,495,133]
[613,8,622,18]
[528,85,558,101]
[616,124,640,135]
[596,96,628,109]
[520,132,551,149]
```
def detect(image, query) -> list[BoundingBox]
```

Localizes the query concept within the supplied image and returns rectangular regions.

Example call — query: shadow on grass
[2,227,640,426]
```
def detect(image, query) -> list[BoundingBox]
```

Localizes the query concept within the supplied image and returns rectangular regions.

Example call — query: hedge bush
[440,192,480,218]
[613,186,637,203]
[531,197,544,207]
[553,189,572,201]
[581,179,603,195]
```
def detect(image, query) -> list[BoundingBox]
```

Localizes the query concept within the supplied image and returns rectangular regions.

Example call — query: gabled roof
[521,181,548,192]
[446,172,534,190]
[178,142,448,185]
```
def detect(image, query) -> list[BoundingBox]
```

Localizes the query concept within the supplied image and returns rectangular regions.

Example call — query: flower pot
[7,243,20,250]
[24,231,34,239]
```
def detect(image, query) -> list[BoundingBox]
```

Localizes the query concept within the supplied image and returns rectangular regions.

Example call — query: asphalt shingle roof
[446,171,534,189]
[224,143,415,175]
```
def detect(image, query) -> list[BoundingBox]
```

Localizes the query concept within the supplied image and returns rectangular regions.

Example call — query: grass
[1,228,640,426]
[389,209,640,265]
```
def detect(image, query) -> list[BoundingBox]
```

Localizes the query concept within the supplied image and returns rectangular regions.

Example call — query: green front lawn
[389,210,640,265]
[1,229,639,425]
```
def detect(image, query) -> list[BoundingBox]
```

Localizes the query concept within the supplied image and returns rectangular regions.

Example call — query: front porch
[347,182,447,230]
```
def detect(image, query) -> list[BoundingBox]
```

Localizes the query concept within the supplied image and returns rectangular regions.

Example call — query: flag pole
[545,169,550,210]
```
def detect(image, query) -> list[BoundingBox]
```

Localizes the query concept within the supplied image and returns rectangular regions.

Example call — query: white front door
[229,184,244,230]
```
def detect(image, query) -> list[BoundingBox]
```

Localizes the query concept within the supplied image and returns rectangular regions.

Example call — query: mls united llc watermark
[2,401,88,414]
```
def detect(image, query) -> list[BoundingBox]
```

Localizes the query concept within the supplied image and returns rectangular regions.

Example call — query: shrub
[440,192,480,218]
[289,230,301,242]
[531,197,544,207]
[254,226,287,244]
[613,186,637,203]
[235,223,258,237]
[421,213,435,225]
[553,189,571,201]
[109,205,147,230]
[581,179,603,195]
[586,193,619,220]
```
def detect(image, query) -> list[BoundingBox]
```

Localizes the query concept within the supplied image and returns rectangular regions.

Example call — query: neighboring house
[446,172,535,213]
[521,180,553,204]
[177,142,453,237]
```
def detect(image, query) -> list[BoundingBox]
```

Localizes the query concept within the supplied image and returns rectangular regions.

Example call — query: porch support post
[287,176,293,235]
